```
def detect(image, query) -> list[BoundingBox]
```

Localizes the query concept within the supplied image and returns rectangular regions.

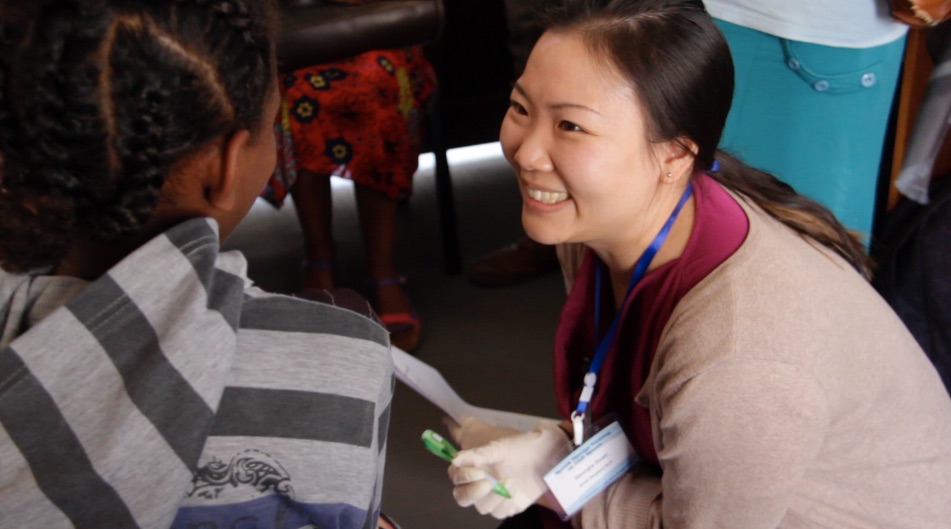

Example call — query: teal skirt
[715,20,906,238]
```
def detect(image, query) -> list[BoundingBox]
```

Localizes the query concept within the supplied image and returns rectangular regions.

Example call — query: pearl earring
[666,172,673,179]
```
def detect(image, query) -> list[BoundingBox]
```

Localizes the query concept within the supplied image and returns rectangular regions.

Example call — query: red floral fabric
[261,46,436,207]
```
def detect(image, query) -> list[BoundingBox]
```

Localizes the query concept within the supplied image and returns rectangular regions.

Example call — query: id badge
[542,419,638,519]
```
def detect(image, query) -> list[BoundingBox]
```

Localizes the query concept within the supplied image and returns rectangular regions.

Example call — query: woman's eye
[509,101,528,115]
[558,120,583,132]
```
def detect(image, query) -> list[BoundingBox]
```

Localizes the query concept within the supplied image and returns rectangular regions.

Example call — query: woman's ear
[660,137,699,184]
[207,128,252,212]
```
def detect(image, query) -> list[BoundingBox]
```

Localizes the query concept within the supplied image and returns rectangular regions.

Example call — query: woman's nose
[508,127,553,173]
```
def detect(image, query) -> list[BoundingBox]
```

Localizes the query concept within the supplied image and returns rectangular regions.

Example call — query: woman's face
[500,30,668,253]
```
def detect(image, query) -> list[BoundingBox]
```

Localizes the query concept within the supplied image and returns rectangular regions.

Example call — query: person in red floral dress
[261,45,435,352]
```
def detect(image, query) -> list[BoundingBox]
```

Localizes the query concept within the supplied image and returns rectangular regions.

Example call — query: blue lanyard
[570,183,693,444]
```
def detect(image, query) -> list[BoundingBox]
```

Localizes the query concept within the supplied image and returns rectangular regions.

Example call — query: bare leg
[291,169,335,290]
[354,183,420,350]
[354,183,411,313]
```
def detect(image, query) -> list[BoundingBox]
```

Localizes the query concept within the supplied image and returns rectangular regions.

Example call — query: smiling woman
[500,29,694,278]
[438,1,951,528]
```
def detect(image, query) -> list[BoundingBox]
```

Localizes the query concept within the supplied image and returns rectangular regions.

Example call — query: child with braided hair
[0,1,396,528]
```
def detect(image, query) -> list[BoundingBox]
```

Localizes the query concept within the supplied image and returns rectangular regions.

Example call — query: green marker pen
[421,429,512,499]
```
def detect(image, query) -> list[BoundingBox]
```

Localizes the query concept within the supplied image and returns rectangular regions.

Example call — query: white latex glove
[443,415,521,450]
[448,421,573,519]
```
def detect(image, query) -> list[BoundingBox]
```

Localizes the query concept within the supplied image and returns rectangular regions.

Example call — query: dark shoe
[467,237,559,287]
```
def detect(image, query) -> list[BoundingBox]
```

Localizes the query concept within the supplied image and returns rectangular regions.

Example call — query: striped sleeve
[0,218,394,529]
[172,292,394,529]
[0,218,241,529]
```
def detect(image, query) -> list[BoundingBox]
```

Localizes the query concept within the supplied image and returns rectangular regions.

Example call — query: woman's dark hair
[536,0,873,278]
[0,0,276,273]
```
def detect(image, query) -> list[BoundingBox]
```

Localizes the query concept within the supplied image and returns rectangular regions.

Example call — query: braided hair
[0,0,276,273]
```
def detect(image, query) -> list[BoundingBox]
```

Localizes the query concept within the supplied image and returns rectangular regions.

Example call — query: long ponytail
[711,151,872,278]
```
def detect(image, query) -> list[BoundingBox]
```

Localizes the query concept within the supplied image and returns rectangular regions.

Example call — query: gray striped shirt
[0,218,393,529]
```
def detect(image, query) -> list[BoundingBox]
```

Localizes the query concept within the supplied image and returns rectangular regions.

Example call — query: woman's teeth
[527,187,569,204]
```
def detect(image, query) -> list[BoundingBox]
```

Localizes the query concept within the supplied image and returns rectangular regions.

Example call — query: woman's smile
[524,184,571,205]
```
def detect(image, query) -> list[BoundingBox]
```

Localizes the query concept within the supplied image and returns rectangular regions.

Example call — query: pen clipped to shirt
[422,429,512,499]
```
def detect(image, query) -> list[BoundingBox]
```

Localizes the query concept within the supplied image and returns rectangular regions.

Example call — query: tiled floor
[224,143,567,529]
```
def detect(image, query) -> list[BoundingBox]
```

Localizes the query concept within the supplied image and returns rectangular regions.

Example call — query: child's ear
[207,129,252,211]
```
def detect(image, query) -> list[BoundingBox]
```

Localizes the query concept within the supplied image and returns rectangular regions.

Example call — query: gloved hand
[448,420,573,519]
[443,415,520,450]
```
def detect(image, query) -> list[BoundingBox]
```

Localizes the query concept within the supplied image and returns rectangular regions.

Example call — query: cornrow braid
[0,0,112,270]
[0,0,275,273]
[187,0,257,46]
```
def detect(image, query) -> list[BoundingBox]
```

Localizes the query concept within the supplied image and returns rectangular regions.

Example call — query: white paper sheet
[391,346,553,431]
